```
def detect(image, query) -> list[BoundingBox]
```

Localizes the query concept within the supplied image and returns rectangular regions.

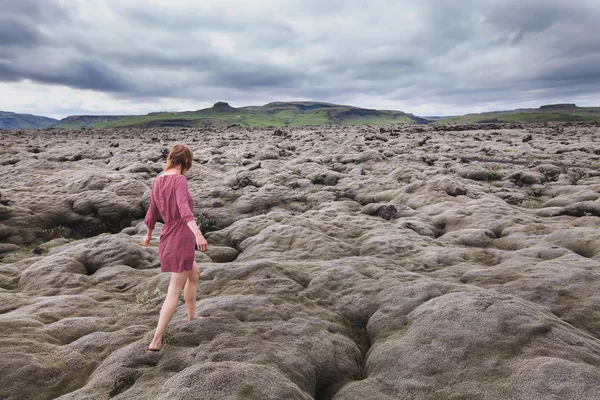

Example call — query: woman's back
[145,174,195,229]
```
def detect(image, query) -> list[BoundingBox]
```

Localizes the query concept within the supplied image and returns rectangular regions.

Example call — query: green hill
[15,102,599,130]
[0,111,58,130]
[437,104,600,124]
[52,101,427,129]
[51,115,131,129]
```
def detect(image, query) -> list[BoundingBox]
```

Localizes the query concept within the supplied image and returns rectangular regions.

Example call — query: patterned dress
[144,174,195,273]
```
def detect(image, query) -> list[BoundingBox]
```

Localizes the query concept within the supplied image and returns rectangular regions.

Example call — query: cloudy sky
[1,0,599,119]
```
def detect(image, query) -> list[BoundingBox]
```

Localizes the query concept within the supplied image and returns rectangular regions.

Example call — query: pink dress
[144,174,195,273]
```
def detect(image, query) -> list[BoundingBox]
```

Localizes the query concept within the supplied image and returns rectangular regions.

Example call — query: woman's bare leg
[184,262,200,320]
[149,271,189,350]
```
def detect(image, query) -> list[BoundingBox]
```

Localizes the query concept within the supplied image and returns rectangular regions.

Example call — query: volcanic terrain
[2,122,600,399]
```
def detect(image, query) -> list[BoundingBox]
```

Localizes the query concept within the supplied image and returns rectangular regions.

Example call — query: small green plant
[41,225,69,240]
[486,170,504,181]
[19,243,47,255]
[136,287,164,305]
[135,293,146,304]
[197,213,217,233]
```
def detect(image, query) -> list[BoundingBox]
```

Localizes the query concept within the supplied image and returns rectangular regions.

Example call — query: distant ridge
[51,101,426,129]
[0,111,58,130]
[539,104,578,110]
[52,115,131,130]
[5,102,600,130]
[437,103,600,124]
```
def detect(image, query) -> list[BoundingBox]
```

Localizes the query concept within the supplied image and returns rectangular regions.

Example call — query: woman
[141,144,208,351]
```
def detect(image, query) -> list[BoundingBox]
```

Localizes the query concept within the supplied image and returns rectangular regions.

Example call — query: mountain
[10,102,600,130]
[52,115,132,129]
[436,104,600,124]
[51,101,428,129]
[0,111,58,130]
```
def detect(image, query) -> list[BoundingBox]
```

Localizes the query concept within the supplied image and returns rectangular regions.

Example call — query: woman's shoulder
[168,174,188,187]
[157,173,187,180]
[174,174,188,183]
[152,173,185,188]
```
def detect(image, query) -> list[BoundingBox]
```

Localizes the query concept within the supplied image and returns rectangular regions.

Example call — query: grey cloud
[1,0,600,116]
[0,62,21,81]
[0,57,131,92]
[210,67,302,90]
[535,58,600,88]
[122,6,297,47]
[486,2,563,39]
[2,0,68,22]
[123,8,235,32]
[50,60,131,92]
[0,17,49,47]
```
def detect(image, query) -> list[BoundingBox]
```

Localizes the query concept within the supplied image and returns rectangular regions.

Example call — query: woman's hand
[141,233,152,247]
[195,232,208,252]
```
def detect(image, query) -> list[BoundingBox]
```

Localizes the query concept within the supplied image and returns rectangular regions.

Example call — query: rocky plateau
[2,122,600,399]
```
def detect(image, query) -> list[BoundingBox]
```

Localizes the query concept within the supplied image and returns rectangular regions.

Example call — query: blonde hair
[166,144,193,173]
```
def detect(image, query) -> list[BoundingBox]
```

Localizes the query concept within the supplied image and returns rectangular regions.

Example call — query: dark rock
[418,136,431,146]
[234,176,255,190]
[310,172,340,186]
[1,158,20,166]
[32,247,45,255]
[376,205,397,220]
[365,134,388,142]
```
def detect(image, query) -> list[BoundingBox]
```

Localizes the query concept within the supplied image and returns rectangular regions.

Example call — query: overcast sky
[1,0,599,119]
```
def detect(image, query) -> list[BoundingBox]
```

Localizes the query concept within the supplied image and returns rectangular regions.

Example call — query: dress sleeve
[175,176,195,223]
[144,182,159,230]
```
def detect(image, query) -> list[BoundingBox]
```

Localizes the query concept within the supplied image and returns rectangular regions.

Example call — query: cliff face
[2,123,600,399]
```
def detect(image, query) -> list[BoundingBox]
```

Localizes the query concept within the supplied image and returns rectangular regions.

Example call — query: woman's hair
[166,144,193,173]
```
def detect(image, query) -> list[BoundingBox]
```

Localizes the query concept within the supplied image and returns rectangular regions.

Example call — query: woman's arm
[174,176,195,223]
[142,183,159,247]
[176,176,208,252]
[187,220,208,252]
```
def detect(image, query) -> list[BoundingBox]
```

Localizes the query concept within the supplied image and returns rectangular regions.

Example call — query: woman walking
[141,144,208,351]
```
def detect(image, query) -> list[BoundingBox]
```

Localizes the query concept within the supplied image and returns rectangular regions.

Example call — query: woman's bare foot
[189,315,199,321]
[148,340,163,351]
